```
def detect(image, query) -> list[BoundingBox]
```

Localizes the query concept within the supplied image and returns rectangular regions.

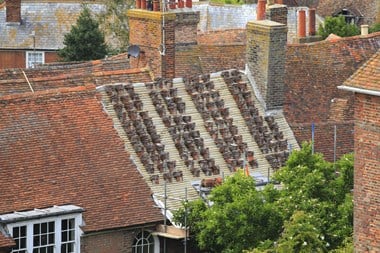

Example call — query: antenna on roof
[127,45,140,58]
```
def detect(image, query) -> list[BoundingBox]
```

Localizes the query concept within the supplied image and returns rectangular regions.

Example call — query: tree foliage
[174,143,354,253]
[318,15,360,39]
[369,23,380,33]
[97,0,133,54]
[58,5,108,62]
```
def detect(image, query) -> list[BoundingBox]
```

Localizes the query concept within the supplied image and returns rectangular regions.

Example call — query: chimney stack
[246,20,287,109]
[6,0,21,24]
[298,10,306,38]
[308,8,316,36]
[257,0,266,21]
[361,25,369,36]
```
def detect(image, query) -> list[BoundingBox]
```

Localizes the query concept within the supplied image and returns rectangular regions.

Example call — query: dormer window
[0,205,84,253]
[333,8,362,25]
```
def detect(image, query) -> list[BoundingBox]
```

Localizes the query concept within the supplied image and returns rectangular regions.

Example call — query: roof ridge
[0,84,96,103]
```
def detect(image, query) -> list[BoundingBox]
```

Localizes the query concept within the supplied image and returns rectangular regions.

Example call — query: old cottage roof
[0,85,162,233]
[342,50,380,93]
[0,233,15,249]
[0,56,152,96]
[0,2,104,50]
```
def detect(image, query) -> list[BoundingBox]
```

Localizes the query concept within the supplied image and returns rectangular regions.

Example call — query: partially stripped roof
[343,50,380,92]
[0,2,104,50]
[0,85,162,233]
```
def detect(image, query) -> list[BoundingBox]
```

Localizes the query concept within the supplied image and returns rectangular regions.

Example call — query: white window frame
[6,214,82,253]
[132,230,160,253]
[26,51,45,69]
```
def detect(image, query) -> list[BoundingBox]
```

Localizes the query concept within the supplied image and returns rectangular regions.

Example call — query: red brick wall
[81,228,192,253]
[284,33,380,160]
[0,50,24,69]
[128,10,176,79]
[290,121,354,161]
[198,45,245,74]
[81,230,133,253]
[0,50,59,69]
[354,93,380,252]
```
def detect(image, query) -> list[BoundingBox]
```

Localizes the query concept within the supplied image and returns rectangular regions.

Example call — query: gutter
[338,85,380,97]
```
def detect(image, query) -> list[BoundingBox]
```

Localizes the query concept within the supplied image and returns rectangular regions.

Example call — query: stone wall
[193,4,258,32]
[354,93,380,252]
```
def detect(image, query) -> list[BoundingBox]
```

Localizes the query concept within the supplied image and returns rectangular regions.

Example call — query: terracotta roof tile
[0,85,163,233]
[0,57,152,97]
[0,233,15,249]
[344,50,380,92]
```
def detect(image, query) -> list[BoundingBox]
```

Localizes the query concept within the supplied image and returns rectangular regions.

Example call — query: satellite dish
[127,45,140,58]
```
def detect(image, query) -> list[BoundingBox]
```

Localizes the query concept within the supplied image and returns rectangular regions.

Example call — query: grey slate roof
[0,2,104,50]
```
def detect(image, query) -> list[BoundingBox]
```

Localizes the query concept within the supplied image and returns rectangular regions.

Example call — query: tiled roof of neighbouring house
[0,2,104,50]
[0,233,15,249]
[343,50,380,92]
[0,85,163,233]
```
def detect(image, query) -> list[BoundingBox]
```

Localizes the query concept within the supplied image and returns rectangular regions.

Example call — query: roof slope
[0,233,15,249]
[0,85,162,233]
[0,57,152,97]
[0,3,104,50]
[344,50,380,92]
[285,32,380,124]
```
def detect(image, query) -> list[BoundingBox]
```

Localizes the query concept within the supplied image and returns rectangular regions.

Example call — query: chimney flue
[298,10,306,38]
[6,0,21,24]
[361,25,369,36]
[257,0,266,21]
[308,8,316,36]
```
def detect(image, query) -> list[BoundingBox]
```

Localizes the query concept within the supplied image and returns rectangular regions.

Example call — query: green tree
[58,5,108,62]
[97,0,133,54]
[174,171,283,253]
[174,143,354,253]
[276,211,327,253]
[318,15,360,39]
[272,143,353,249]
[369,23,380,33]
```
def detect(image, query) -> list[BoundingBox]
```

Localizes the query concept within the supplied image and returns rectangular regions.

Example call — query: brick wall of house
[81,230,133,253]
[0,51,59,69]
[246,20,287,110]
[128,10,176,79]
[284,32,380,161]
[354,93,380,252]
[0,50,24,69]
[175,12,199,46]
[290,121,354,161]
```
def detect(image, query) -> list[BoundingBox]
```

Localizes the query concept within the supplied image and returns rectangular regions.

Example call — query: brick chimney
[308,8,316,36]
[265,4,288,26]
[6,0,21,24]
[128,9,199,79]
[246,20,287,110]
